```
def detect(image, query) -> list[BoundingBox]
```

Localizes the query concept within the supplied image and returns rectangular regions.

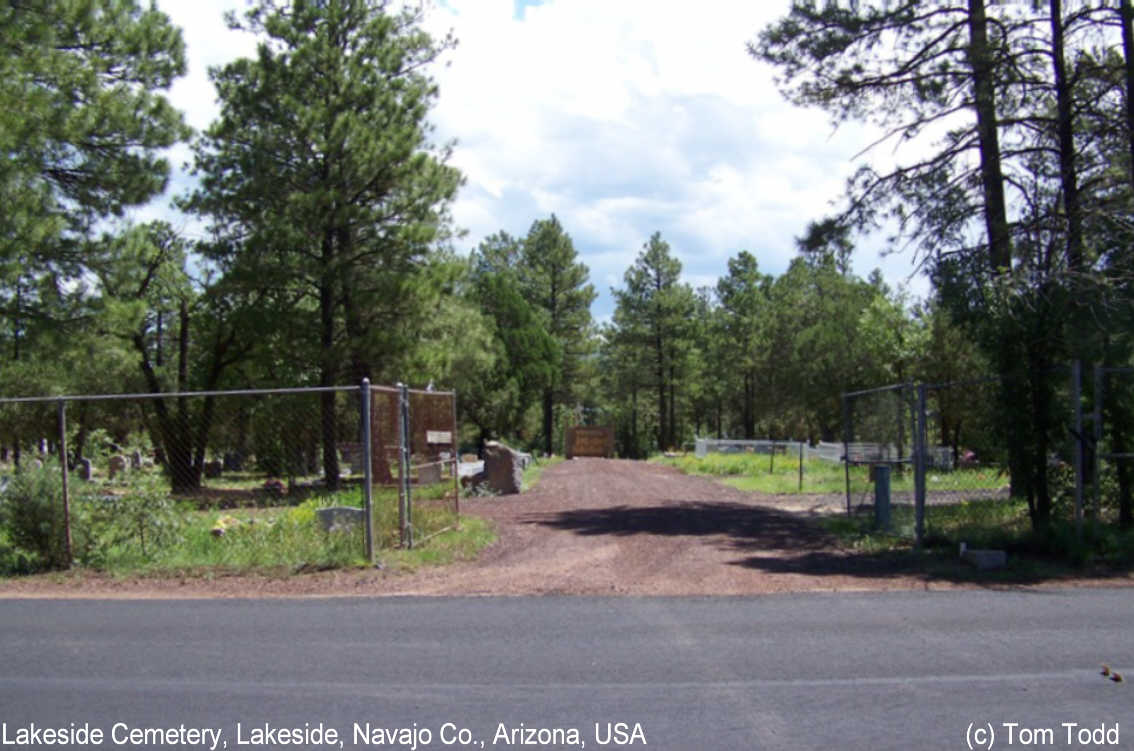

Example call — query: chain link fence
[1093,366,1134,527]
[0,382,458,569]
[842,384,917,515]
[691,437,848,494]
[843,366,1082,545]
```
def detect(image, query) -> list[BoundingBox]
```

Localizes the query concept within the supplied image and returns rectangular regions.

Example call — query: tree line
[3,0,1134,531]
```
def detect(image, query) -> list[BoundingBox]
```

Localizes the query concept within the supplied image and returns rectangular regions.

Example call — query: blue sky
[142,0,930,322]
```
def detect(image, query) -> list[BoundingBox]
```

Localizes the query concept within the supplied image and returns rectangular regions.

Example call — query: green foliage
[0,464,78,572]
[824,497,1134,568]
[0,0,189,378]
[657,452,1005,496]
[84,477,184,560]
[185,0,462,386]
[755,1,1134,533]
[516,216,597,454]
[608,232,696,452]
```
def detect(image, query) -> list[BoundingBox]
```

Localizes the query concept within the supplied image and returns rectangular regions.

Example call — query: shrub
[86,477,184,557]
[0,463,91,572]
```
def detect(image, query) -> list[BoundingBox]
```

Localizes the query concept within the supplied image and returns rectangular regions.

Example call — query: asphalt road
[0,589,1130,750]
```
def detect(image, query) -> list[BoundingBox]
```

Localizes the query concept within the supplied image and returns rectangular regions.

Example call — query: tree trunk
[542,388,554,456]
[668,364,676,449]
[967,0,1012,273]
[655,331,666,451]
[320,232,340,490]
[1028,349,1053,530]
[743,371,755,440]
[630,382,638,459]
[1048,0,1083,272]
[1121,0,1134,193]
[1109,395,1134,529]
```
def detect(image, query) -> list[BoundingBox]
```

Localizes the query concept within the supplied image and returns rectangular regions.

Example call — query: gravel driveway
[2,458,1128,598]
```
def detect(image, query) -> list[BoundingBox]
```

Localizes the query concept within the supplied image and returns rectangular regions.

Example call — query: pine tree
[185,0,461,488]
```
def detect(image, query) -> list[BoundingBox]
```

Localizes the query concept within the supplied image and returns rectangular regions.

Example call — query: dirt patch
[1,459,1130,598]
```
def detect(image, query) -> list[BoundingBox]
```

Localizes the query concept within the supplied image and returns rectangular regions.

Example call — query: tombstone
[38,438,48,455]
[130,451,143,470]
[78,458,92,481]
[204,460,223,479]
[339,442,363,475]
[223,451,245,472]
[108,455,127,480]
[483,440,523,495]
[315,506,365,533]
[418,461,442,485]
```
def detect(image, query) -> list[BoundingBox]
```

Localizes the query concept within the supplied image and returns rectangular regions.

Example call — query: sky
[143,0,931,321]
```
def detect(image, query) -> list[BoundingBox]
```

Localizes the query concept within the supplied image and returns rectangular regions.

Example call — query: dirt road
[3,458,1126,598]
[384,457,930,595]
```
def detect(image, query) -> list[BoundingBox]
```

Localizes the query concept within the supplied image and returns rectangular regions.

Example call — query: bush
[0,463,87,572]
[85,477,184,558]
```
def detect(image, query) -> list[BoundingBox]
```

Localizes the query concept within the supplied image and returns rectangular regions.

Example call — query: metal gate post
[398,383,413,549]
[1072,360,1083,538]
[842,393,852,517]
[451,389,460,519]
[360,379,374,565]
[57,399,72,568]
[1093,364,1103,519]
[914,384,927,548]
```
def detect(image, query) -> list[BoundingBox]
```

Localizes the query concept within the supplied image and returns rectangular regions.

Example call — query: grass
[821,497,1134,573]
[654,452,1007,495]
[659,451,1134,573]
[0,467,495,578]
[523,454,563,490]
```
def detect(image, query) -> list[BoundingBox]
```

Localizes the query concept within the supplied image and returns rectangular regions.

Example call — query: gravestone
[130,451,143,469]
[223,451,244,472]
[316,506,365,533]
[418,461,442,485]
[78,458,92,481]
[483,441,523,495]
[108,455,127,480]
[339,443,363,475]
[204,460,223,479]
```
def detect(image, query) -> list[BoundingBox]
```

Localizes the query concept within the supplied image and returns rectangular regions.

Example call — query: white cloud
[141,0,930,312]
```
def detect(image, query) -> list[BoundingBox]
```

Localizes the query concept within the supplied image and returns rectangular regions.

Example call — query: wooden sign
[565,426,615,459]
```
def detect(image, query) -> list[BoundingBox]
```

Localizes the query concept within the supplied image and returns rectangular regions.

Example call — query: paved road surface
[1,589,1130,750]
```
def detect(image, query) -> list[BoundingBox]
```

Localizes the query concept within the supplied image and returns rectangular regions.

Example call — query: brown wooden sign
[565,426,615,459]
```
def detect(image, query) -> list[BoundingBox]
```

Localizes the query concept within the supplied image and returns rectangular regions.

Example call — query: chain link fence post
[1093,363,1103,520]
[57,399,72,568]
[914,383,927,548]
[1072,360,1084,539]
[451,389,460,520]
[361,379,374,565]
[397,382,413,550]
[842,393,852,516]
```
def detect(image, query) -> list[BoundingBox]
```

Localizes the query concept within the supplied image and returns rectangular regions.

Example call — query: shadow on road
[527,501,833,551]
[527,500,1132,585]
